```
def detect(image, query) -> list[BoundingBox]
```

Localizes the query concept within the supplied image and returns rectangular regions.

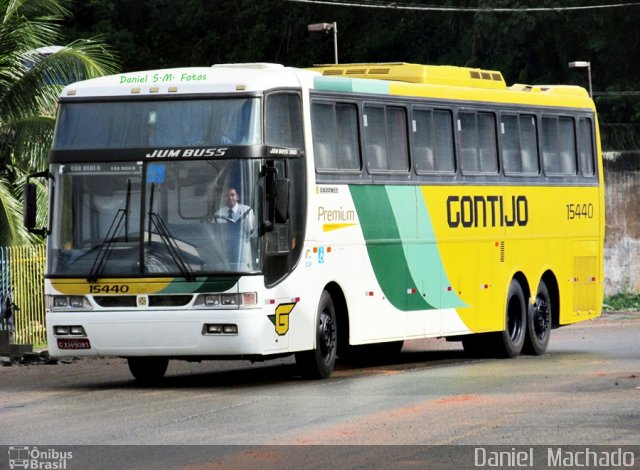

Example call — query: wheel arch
[511,271,531,307]
[323,281,350,356]
[539,270,560,328]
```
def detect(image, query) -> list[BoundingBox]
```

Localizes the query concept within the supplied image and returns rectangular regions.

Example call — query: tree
[0,0,118,246]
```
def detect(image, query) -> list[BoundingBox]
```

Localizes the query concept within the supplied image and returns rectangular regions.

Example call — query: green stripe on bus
[313,76,390,94]
[159,276,239,294]
[350,185,464,311]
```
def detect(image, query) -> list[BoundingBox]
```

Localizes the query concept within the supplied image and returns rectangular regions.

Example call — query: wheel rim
[318,309,336,363]
[532,295,551,341]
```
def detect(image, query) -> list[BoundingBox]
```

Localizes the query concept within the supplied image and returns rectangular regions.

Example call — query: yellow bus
[25,62,603,381]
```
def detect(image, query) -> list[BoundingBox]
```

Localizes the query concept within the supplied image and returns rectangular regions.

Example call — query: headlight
[195,292,257,309]
[49,296,92,310]
[53,325,86,336]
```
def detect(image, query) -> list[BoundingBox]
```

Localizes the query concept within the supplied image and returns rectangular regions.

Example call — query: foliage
[0,0,118,246]
[602,292,640,312]
[63,0,640,129]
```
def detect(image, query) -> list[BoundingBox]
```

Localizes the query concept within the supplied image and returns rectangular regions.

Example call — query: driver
[213,186,255,232]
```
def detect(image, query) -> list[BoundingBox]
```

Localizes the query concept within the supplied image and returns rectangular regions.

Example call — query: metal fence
[0,245,46,346]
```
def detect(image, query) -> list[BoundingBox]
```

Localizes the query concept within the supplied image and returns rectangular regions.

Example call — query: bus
[24,62,604,381]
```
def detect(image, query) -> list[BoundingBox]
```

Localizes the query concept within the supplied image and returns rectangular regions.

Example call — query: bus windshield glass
[53,98,261,149]
[48,159,262,278]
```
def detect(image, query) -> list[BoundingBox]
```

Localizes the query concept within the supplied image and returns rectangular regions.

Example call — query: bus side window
[312,102,360,171]
[412,109,435,172]
[386,106,409,171]
[266,93,304,149]
[558,117,577,175]
[578,117,595,176]
[520,115,539,174]
[501,114,522,173]
[364,104,409,173]
[501,114,539,176]
[459,112,479,173]
[459,111,498,175]
[542,116,577,176]
[542,117,560,174]
[413,108,455,174]
[364,105,388,171]
[311,102,336,169]
[478,112,498,173]
[434,110,455,173]
[335,103,360,170]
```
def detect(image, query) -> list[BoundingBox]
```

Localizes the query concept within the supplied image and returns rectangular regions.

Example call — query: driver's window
[265,93,304,148]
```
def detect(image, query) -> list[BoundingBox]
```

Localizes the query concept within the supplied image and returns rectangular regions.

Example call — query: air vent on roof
[368,68,391,74]
[312,63,507,89]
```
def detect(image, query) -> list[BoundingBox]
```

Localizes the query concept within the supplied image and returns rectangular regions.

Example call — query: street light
[308,22,338,64]
[568,61,593,97]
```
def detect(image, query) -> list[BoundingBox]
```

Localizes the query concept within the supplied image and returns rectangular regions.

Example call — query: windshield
[53,98,261,149]
[48,159,261,278]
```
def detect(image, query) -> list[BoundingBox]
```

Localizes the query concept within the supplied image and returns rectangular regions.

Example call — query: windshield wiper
[87,180,131,282]
[147,184,195,281]
[87,209,127,282]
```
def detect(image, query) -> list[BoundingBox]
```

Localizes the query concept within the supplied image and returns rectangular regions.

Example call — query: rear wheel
[523,280,552,355]
[494,279,527,358]
[295,290,337,379]
[127,357,169,383]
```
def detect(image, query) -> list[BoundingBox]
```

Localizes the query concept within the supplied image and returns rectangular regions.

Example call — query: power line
[287,0,640,13]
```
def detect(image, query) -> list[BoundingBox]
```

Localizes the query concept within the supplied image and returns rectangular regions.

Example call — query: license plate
[57,338,91,350]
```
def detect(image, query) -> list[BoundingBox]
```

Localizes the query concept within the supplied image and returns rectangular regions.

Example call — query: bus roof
[60,62,593,110]
[310,62,593,109]
[60,63,318,98]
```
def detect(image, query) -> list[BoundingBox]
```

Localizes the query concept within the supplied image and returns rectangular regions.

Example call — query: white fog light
[223,324,238,334]
[54,326,70,335]
[70,326,86,335]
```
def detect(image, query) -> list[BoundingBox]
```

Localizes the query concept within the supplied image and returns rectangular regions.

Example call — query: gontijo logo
[447,194,528,228]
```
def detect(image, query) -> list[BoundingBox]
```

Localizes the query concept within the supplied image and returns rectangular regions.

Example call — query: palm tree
[0,0,118,246]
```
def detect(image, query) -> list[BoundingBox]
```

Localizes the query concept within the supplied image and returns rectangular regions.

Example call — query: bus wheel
[523,280,552,355]
[127,357,169,383]
[295,290,337,379]
[495,279,526,358]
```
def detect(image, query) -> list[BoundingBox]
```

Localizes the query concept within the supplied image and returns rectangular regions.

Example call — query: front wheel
[523,280,552,355]
[295,290,337,379]
[127,357,169,383]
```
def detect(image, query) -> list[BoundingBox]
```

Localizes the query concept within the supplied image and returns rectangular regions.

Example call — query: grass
[602,292,640,312]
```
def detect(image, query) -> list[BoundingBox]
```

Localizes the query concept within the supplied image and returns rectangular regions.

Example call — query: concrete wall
[604,152,640,296]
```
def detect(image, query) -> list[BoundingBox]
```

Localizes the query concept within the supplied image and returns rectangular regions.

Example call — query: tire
[127,357,169,383]
[494,279,527,358]
[295,290,337,379]
[523,280,552,355]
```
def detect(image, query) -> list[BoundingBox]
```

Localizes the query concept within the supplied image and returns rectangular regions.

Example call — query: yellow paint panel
[51,278,174,295]
[419,184,602,331]
[323,223,357,232]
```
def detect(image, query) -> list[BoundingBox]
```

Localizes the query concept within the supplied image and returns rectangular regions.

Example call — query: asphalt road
[0,312,638,468]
